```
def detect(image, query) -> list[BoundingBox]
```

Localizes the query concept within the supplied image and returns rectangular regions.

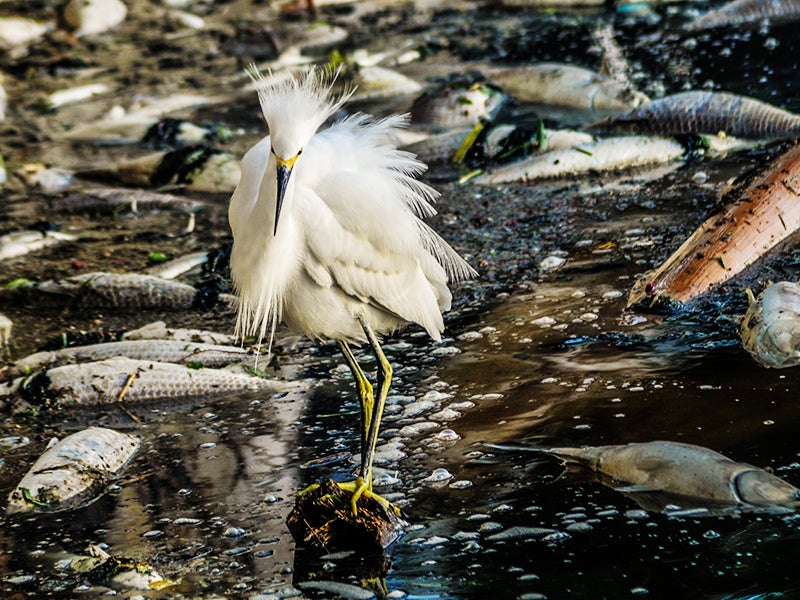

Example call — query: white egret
[228,67,476,513]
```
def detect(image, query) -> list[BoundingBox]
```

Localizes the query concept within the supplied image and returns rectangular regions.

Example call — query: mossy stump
[286,479,406,553]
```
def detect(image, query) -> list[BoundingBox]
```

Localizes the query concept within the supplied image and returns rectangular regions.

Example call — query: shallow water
[1,0,800,598]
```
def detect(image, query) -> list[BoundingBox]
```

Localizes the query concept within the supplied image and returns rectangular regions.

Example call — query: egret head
[248,67,351,234]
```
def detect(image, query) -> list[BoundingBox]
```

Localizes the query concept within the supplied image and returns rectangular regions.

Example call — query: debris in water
[628,143,800,308]
[6,427,139,513]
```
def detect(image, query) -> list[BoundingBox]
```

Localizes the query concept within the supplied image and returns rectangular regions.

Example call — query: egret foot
[296,477,401,516]
[287,479,407,553]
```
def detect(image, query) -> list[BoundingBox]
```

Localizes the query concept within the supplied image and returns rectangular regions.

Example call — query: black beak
[274,164,292,236]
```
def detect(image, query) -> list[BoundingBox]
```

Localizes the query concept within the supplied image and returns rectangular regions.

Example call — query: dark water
[1,0,800,598]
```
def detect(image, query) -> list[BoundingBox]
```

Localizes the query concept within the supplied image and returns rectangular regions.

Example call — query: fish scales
[14,339,251,373]
[0,272,198,309]
[0,357,277,407]
[740,281,800,368]
[589,91,800,139]
[686,0,800,31]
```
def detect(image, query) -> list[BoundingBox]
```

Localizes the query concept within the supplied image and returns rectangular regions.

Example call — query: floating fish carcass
[740,282,800,368]
[588,91,800,139]
[684,0,800,31]
[0,356,284,410]
[6,427,139,513]
[546,441,800,508]
[13,339,254,374]
[0,272,201,310]
[485,63,649,112]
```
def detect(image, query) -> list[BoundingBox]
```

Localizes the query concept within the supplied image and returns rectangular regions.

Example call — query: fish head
[733,469,800,506]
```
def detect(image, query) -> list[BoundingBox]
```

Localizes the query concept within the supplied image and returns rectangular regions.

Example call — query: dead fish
[0,356,280,409]
[0,17,50,58]
[0,230,75,261]
[13,339,253,373]
[685,0,800,31]
[143,250,208,279]
[45,83,111,110]
[63,0,127,37]
[740,282,800,368]
[80,145,241,192]
[347,65,422,103]
[0,272,199,310]
[546,441,800,508]
[474,136,685,183]
[402,124,594,164]
[122,321,238,346]
[410,83,507,130]
[53,187,204,215]
[486,63,649,112]
[6,427,139,513]
[588,91,800,139]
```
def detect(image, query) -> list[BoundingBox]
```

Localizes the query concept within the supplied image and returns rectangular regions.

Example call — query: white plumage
[227,67,476,511]
[229,68,475,349]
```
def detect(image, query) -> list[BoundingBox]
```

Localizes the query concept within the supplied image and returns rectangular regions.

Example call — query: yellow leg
[358,318,392,489]
[339,340,373,462]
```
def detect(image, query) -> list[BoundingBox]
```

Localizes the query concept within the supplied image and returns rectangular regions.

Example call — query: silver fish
[14,339,252,373]
[546,441,800,508]
[588,91,800,139]
[54,188,204,214]
[474,136,685,183]
[0,272,199,309]
[486,63,649,112]
[685,0,800,31]
[410,83,507,130]
[122,321,238,346]
[143,251,208,279]
[740,282,800,368]
[0,230,75,261]
[6,426,139,513]
[0,356,282,408]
